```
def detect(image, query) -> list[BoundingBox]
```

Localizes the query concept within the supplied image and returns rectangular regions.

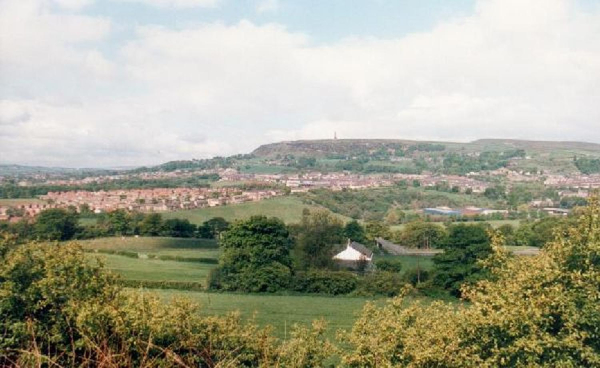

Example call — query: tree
[139,213,163,236]
[497,223,515,245]
[198,217,229,239]
[210,216,293,292]
[34,208,79,241]
[432,223,492,296]
[484,185,506,200]
[294,210,345,270]
[365,221,391,243]
[162,218,196,238]
[107,209,132,236]
[398,221,447,249]
[343,220,367,243]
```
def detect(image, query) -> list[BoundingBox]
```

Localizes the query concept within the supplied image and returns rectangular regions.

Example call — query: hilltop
[252,138,600,158]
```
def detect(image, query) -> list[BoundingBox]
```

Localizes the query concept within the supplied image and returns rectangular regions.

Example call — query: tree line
[0,208,230,242]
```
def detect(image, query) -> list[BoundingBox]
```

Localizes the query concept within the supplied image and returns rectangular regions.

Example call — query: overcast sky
[1,0,599,168]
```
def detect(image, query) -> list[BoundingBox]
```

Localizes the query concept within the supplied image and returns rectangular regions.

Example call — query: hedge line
[119,279,206,291]
[85,249,219,264]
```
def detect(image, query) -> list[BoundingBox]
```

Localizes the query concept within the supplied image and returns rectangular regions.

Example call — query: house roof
[348,241,373,258]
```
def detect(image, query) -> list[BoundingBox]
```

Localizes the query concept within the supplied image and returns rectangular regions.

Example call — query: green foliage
[442,150,524,175]
[302,186,500,221]
[292,209,345,270]
[560,195,588,209]
[374,259,403,273]
[210,216,293,292]
[161,217,197,237]
[292,270,359,295]
[343,220,367,243]
[197,216,230,238]
[364,221,391,243]
[33,208,80,241]
[497,223,515,245]
[342,198,600,367]
[396,221,447,248]
[484,185,506,200]
[574,156,600,174]
[432,223,492,296]
[355,271,405,297]
[139,212,163,236]
[0,238,330,367]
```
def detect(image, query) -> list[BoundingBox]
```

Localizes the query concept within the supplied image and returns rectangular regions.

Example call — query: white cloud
[53,0,95,10]
[1,0,600,167]
[256,0,279,14]
[0,0,111,71]
[111,0,219,9]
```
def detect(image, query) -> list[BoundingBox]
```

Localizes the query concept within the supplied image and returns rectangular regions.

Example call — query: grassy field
[78,236,442,341]
[79,237,219,258]
[154,289,380,339]
[163,196,349,225]
[88,253,216,284]
[0,198,45,206]
[79,236,217,249]
[379,254,435,276]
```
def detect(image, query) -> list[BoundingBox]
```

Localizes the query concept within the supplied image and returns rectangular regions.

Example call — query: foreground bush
[0,238,331,367]
[341,198,600,367]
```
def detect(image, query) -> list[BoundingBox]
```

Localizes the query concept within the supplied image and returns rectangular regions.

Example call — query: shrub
[375,259,403,273]
[401,268,430,286]
[292,270,358,295]
[356,271,405,297]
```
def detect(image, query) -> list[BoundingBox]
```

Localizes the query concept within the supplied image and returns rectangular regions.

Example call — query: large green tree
[432,223,492,296]
[210,216,293,292]
[139,213,163,236]
[198,217,230,239]
[294,210,345,270]
[396,221,447,248]
[34,208,79,241]
[343,220,367,243]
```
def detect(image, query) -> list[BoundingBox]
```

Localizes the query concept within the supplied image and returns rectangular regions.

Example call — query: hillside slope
[252,138,600,158]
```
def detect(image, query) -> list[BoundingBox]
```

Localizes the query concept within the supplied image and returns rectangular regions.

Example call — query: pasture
[81,236,444,340]
[91,253,216,285]
[162,196,348,225]
[154,289,381,339]
[0,198,45,206]
[81,237,220,286]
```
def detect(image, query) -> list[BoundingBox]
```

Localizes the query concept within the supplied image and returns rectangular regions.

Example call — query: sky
[1,0,599,168]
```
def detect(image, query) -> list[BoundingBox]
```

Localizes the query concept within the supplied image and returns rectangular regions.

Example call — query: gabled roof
[348,241,373,258]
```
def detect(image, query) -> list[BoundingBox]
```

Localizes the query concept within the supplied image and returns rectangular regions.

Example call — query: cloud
[111,0,219,8]
[1,0,600,167]
[256,0,279,14]
[53,0,95,10]
[0,0,111,72]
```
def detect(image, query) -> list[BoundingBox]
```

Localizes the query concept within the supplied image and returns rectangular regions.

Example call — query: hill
[252,138,600,174]
[252,138,600,158]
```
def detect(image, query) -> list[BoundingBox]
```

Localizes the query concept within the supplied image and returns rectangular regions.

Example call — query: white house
[333,240,373,262]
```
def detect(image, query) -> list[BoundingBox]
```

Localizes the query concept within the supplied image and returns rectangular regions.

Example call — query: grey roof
[349,241,373,258]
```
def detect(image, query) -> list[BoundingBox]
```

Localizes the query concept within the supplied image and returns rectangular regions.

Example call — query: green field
[163,196,349,225]
[0,198,44,206]
[88,253,216,284]
[79,236,441,341]
[154,289,380,339]
[379,254,435,276]
[80,236,219,258]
